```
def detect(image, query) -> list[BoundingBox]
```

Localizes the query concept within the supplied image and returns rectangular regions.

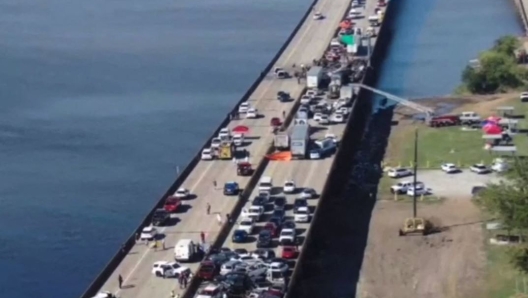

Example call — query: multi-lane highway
[94,0,356,296]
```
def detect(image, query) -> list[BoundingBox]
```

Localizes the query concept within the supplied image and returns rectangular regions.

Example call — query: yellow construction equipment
[218,142,233,160]
[399,217,431,236]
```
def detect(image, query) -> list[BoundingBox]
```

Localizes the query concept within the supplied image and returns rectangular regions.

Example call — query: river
[0,0,521,297]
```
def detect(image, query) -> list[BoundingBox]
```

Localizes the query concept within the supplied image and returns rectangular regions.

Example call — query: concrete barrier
[284,0,400,296]
[79,0,318,297]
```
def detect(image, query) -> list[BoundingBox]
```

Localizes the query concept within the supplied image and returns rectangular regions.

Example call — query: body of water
[0,0,310,297]
[0,0,521,297]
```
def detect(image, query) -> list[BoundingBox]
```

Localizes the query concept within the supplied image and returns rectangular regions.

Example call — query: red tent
[483,124,502,135]
[232,125,249,133]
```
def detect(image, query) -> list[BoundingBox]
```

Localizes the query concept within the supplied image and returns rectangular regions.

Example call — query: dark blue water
[376,0,522,98]
[0,0,521,297]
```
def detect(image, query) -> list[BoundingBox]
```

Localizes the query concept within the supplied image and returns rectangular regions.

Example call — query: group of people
[177,271,192,289]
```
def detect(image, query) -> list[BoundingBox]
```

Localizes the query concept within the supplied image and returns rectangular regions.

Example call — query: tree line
[461,35,528,94]
[477,158,528,273]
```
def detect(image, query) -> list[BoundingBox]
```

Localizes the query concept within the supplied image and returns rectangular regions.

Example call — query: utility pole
[412,129,418,218]
[367,36,372,68]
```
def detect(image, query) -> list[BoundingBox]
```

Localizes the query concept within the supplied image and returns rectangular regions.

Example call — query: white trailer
[306,66,324,89]
[340,85,353,100]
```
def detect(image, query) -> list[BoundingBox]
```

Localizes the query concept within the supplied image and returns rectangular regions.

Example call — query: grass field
[384,96,528,169]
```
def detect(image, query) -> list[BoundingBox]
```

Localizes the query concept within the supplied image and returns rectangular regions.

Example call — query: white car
[300,188,317,199]
[92,292,116,298]
[313,113,324,122]
[201,148,214,160]
[294,207,310,223]
[211,137,222,149]
[300,95,312,105]
[152,261,189,278]
[283,180,296,194]
[387,168,412,178]
[246,108,258,119]
[441,163,459,173]
[390,181,424,194]
[242,206,264,222]
[520,92,528,99]
[239,102,250,114]
[309,149,321,160]
[279,228,296,243]
[330,113,345,123]
[238,217,255,234]
[407,186,429,197]
[306,89,317,98]
[268,261,289,273]
[233,133,244,146]
[196,284,224,298]
[333,98,348,109]
[218,128,230,139]
[337,106,350,115]
[313,12,323,20]
[319,114,330,125]
[174,188,190,199]
[470,163,489,174]
[140,226,157,241]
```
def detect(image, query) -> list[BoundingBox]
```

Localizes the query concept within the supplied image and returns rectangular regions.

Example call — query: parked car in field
[441,163,459,174]
[387,168,412,178]
[470,163,490,174]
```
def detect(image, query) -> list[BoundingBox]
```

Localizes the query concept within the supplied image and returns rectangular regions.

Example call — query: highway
[95,0,356,296]
[224,117,346,257]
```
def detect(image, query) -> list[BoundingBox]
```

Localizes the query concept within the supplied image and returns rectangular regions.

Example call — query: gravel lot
[414,169,502,199]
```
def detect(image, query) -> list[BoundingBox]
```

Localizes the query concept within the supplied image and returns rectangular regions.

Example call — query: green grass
[485,244,524,298]
[386,97,528,169]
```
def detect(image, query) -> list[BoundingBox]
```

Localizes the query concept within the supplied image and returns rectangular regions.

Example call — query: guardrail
[284,0,399,296]
[79,0,318,297]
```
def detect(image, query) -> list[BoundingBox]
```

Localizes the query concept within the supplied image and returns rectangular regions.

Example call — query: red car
[270,117,282,127]
[197,261,218,280]
[263,222,279,237]
[281,246,299,259]
[163,197,181,213]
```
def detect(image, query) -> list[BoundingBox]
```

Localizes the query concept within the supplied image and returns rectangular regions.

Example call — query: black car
[257,230,272,248]
[277,91,290,102]
[272,209,285,222]
[293,198,308,214]
[272,196,287,211]
[151,208,170,226]
[252,196,268,207]
[220,272,254,295]
[268,217,282,228]
[282,220,296,230]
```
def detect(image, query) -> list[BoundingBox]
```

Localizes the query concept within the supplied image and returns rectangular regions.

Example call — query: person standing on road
[282,110,286,119]
[216,213,223,226]
[171,290,176,298]
[226,213,231,224]
[213,180,217,189]
[200,231,205,243]
[118,274,123,289]
[162,239,166,250]
[206,203,211,215]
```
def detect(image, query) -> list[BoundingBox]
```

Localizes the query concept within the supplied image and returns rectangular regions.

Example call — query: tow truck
[237,162,253,176]
[218,141,234,160]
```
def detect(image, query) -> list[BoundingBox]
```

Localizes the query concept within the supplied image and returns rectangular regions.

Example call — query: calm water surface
[0,0,522,297]
[0,0,310,296]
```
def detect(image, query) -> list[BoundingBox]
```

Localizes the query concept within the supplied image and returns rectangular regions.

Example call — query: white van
[174,239,198,262]
[258,176,273,193]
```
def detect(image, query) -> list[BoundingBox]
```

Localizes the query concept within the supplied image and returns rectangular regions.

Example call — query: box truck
[306,66,324,89]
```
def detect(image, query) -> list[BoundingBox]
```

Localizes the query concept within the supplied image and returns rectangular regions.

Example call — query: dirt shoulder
[357,199,486,298]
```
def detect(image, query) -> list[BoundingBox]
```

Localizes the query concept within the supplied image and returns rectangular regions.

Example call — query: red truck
[427,115,460,127]
[163,197,181,213]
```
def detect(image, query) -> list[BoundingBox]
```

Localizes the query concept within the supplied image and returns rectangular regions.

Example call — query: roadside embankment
[285,0,401,297]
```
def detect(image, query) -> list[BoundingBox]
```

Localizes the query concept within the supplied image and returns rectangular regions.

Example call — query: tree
[478,158,528,230]
[477,158,528,274]
[493,35,520,57]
